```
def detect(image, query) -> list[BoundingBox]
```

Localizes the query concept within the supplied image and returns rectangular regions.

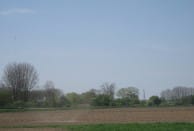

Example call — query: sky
[0,0,194,98]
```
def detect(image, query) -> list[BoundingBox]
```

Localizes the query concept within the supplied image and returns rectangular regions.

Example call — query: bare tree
[0,81,5,89]
[44,81,62,106]
[161,86,194,100]
[101,82,115,100]
[2,62,38,101]
[161,89,172,100]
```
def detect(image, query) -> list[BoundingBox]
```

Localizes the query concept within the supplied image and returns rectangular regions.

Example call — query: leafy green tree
[66,92,81,105]
[117,87,139,99]
[91,94,111,106]
[0,88,12,107]
[81,89,97,104]
[148,96,161,106]
[117,87,139,106]
[192,95,194,105]
[58,95,71,107]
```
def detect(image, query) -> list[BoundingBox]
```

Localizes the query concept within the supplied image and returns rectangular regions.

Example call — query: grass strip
[1,123,194,131]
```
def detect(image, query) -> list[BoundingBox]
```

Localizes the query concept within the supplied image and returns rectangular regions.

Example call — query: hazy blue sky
[0,0,194,98]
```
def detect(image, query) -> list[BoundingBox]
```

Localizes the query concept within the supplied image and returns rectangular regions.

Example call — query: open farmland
[0,107,194,126]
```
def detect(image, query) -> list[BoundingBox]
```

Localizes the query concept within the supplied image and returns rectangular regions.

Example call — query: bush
[57,95,71,107]
[148,96,161,106]
[139,100,147,107]
[12,101,25,108]
[91,94,112,106]
[192,96,194,105]
[0,89,12,107]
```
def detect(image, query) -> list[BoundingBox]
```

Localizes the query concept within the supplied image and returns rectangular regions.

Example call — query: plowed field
[0,107,194,126]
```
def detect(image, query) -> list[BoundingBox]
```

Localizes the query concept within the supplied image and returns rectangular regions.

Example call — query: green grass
[1,123,194,131]
[67,123,194,131]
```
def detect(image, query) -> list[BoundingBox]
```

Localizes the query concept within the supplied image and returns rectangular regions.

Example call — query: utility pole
[143,89,146,100]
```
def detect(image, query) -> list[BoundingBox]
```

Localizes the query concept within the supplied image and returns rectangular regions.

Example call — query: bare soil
[0,107,194,126]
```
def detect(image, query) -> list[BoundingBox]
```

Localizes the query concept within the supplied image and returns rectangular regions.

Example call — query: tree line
[0,62,194,108]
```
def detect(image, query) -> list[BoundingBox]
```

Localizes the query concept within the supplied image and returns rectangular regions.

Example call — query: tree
[2,62,38,102]
[160,87,194,101]
[66,92,81,105]
[30,89,47,107]
[0,86,12,107]
[192,95,194,105]
[117,87,139,99]
[148,96,161,106]
[81,89,97,104]
[58,95,71,107]
[160,89,172,100]
[101,82,115,100]
[116,87,139,106]
[44,81,62,107]
[91,94,111,106]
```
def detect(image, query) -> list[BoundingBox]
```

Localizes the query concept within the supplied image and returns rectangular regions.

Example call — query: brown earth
[0,107,194,126]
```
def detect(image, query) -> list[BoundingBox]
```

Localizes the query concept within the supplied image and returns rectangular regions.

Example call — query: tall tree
[148,96,161,106]
[81,89,97,104]
[66,92,81,105]
[44,81,62,107]
[2,62,38,101]
[161,87,194,100]
[101,82,115,100]
[117,87,139,106]
[117,87,139,99]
